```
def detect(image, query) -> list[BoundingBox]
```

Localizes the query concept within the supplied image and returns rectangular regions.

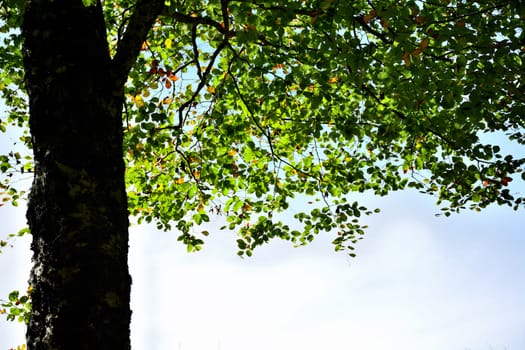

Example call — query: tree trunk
[23,1,131,348]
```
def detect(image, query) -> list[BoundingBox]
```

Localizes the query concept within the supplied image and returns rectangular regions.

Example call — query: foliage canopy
[1,0,524,259]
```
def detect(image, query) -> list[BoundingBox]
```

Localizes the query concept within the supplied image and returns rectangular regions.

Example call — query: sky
[1,185,524,350]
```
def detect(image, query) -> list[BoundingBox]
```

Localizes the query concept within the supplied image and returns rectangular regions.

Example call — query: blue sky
[2,184,523,350]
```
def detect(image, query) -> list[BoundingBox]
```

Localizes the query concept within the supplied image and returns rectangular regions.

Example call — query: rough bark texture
[22,1,131,348]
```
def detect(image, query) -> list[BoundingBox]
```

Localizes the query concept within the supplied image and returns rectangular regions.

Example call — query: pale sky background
[1,180,524,349]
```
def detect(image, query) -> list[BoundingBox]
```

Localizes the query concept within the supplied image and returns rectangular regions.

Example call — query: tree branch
[168,10,226,34]
[112,0,165,86]
[191,24,203,80]
[177,39,227,128]
[226,55,320,182]
[353,15,392,44]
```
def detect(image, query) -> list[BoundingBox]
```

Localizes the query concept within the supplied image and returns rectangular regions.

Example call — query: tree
[0,0,523,348]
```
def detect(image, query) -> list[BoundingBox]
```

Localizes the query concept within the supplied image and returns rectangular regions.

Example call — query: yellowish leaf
[328,76,339,84]
[176,178,185,184]
[164,38,172,48]
[149,81,159,89]
[133,95,144,108]
[206,85,216,94]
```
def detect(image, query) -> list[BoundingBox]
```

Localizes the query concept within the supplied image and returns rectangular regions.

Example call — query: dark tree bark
[21,0,164,348]
[22,1,130,349]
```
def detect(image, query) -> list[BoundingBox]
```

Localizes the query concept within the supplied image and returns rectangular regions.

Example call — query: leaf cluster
[115,0,524,255]
[0,288,31,324]
[1,0,524,256]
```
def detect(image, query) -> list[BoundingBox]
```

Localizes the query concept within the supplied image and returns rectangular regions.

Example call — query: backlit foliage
[1,0,524,259]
